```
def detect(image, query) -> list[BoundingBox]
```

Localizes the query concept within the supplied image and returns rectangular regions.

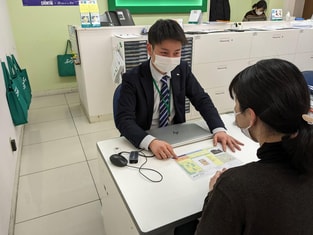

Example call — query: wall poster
[22,0,79,6]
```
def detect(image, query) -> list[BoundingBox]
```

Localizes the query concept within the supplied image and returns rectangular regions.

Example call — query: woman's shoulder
[244,10,255,17]
[216,161,268,190]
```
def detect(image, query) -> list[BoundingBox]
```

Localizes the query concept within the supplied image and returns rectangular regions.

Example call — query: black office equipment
[106,11,121,26]
[115,9,135,26]
[110,154,128,167]
[100,9,135,26]
[129,151,139,164]
[99,12,114,26]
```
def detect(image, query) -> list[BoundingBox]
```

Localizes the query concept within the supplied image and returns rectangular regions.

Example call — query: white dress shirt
[139,61,226,150]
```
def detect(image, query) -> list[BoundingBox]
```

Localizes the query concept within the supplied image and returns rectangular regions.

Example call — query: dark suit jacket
[115,60,225,148]
[209,0,230,21]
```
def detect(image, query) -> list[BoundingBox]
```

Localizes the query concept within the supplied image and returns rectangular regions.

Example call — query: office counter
[96,114,259,235]
[72,21,313,123]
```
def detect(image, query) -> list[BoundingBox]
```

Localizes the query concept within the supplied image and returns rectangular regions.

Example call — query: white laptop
[147,123,213,147]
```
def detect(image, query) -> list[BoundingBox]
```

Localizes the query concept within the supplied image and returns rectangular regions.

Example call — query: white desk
[96,114,259,235]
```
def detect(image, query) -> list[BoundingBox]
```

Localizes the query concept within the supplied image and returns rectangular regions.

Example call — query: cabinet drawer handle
[219,38,231,43]
[217,66,227,70]
[272,35,281,39]
[215,91,225,95]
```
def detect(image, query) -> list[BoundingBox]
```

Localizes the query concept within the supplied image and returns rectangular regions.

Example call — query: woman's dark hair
[229,58,313,174]
[252,0,267,10]
[148,19,188,47]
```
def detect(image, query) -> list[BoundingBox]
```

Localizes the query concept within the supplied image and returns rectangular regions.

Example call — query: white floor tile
[88,159,105,199]
[80,129,120,160]
[30,94,67,110]
[20,136,86,175]
[14,93,118,234]
[69,103,85,118]
[14,201,105,235]
[73,115,116,135]
[16,162,99,223]
[28,105,72,124]
[65,92,80,105]
[23,119,77,145]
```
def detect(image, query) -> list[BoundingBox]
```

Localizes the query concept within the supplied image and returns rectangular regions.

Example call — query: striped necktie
[159,75,170,127]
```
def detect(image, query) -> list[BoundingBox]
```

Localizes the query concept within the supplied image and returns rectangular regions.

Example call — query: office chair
[113,84,122,126]
[302,70,313,94]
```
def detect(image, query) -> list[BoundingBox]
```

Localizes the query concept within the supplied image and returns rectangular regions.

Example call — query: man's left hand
[213,131,243,152]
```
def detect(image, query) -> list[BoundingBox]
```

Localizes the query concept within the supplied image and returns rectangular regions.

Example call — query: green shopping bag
[11,54,32,106]
[57,40,76,77]
[1,61,28,125]
[6,55,32,109]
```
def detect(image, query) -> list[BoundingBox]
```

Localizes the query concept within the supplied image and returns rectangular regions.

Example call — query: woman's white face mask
[255,10,263,15]
[234,111,254,141]
[153,55,181,74]
[240,124,253,139]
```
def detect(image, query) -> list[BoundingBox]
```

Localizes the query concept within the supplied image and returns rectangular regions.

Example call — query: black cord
[118,150,163,183]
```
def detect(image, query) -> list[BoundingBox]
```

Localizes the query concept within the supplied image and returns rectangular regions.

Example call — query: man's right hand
[149,139,177,160]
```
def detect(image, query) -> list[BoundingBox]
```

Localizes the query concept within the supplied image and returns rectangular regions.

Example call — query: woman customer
[195,58,313,235]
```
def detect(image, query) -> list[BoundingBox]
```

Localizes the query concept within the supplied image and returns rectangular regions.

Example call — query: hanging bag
[7,55,32,109]
[57,40,76,77]
[1,61,28,125]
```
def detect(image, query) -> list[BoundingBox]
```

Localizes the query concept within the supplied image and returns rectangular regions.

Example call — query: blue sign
[22,0,79,6]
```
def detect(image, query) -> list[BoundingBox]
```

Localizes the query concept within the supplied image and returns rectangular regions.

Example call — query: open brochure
[175,147,243,180]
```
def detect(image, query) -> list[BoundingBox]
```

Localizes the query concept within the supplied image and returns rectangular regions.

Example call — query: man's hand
[149,139,177,160]
[213,131,244,152]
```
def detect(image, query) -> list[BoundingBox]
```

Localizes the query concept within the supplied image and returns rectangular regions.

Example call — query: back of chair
[113,84,122,126]
[302,71,313,94]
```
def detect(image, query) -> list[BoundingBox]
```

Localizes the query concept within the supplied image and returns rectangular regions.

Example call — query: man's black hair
[148,19,187,46]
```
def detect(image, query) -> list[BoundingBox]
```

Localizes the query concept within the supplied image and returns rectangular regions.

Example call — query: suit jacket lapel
[170,67,182,104]
[140,61,154,114]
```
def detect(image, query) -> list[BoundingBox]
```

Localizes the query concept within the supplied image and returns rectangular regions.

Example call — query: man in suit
[115,19,243,160]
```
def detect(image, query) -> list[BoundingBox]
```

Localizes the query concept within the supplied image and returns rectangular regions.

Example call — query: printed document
[175,147,243,180]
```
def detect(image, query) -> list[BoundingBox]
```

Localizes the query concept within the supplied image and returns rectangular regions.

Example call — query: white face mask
[240,125,253,139]
[255,10,263,15]
[153,55,181,74]
[234,111,253,140]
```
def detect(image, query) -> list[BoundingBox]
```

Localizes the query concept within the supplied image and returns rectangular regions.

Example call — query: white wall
[0,0,23,234]
[283,0,305,18]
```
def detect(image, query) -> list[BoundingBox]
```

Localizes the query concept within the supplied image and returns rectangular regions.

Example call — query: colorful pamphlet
[175,147,243,180]
[79,0,100,28]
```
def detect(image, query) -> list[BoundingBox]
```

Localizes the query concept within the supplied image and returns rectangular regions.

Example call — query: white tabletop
[97,113,259,233]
